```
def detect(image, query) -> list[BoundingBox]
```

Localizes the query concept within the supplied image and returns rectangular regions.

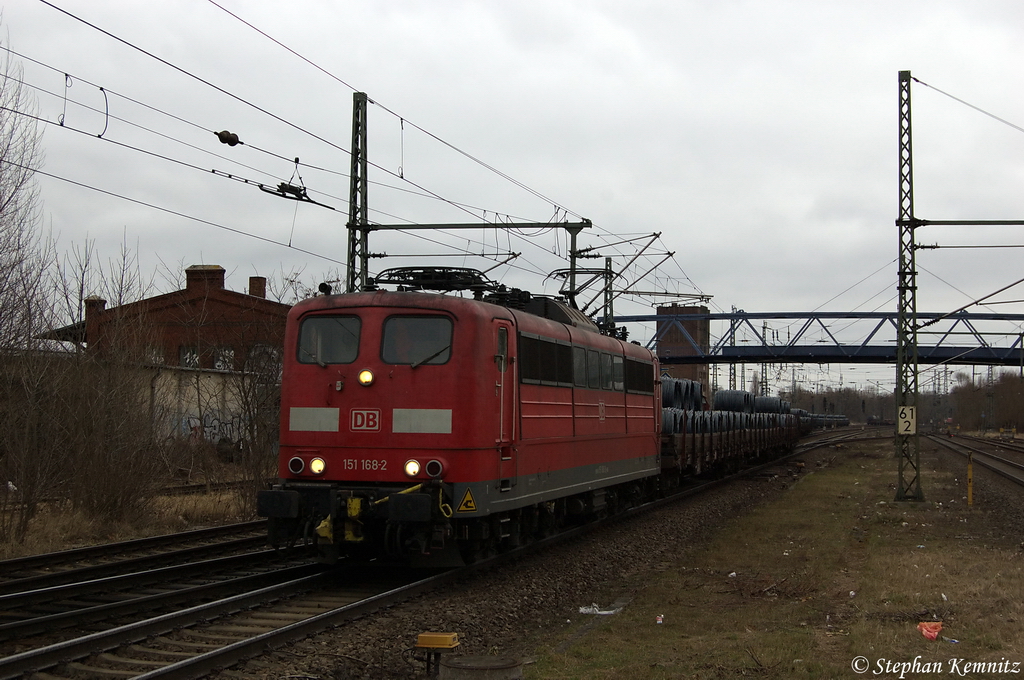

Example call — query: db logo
[350,409,381,431]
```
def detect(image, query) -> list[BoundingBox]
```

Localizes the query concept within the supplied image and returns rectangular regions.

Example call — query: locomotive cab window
[298,316,361,365]
[383,316,453,365]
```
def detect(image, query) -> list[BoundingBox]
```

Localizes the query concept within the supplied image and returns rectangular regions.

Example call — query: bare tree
[53,243,163,519]
[0,43,53,541]
[0,45,45,349]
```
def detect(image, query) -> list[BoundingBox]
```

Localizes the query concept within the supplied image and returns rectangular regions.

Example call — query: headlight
[309,457,326,475]
[358,369,374,386]
[288,457,304,474]
[404,459,421,477]
[425,459,444,478]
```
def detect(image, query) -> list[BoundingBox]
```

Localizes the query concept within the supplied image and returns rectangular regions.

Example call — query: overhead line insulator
[216,130,242,146]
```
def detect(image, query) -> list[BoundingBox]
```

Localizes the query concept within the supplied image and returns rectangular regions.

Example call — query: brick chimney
[84,295,107,351]
[185,265,225,293]
[249,276,267,299]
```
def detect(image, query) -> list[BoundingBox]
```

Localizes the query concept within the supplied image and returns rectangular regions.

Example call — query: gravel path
[219,435,1024,680]
[221,456,814,680]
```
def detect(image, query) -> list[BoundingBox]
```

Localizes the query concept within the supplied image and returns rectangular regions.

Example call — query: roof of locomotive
[289,289,655,361]
[289,288,521,319]
[290,289,592,327]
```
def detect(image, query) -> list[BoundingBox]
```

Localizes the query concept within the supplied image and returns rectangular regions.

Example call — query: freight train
[257,267,830,565]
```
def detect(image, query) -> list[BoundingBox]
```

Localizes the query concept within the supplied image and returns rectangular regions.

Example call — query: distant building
[82,265,288,369]
[48,265,290,446]
[656,304,710,401]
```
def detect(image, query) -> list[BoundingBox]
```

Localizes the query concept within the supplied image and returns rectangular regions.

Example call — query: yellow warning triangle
[457,488,477,513]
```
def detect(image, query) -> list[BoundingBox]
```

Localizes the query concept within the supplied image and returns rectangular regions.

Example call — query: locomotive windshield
[382,316,452,365]
[298,315,360,365]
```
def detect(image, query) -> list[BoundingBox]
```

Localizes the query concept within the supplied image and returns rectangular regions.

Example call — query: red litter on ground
[917,621,943,640]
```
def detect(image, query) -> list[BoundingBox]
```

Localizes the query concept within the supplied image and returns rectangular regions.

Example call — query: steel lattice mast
[895,70,923,501]
[341,92,592,301]
[346,92,369,294]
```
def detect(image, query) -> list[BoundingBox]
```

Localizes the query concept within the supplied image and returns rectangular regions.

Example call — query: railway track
[0,564,433,679]
[0,434,836,678]
[928,434,1024,487]
[159,480,267,497]
[0,514,485,679]
[793,426,891,452]
[0,549,321,646]
[959,433,1024,456]
[0,521,269,589]
[0,521,327,678]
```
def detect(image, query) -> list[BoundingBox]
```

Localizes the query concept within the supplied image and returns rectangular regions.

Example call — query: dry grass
[0,441,266,561]
[529,441,1024,678]
[0,490,250,561]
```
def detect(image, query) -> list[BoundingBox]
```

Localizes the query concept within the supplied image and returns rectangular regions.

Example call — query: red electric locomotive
[258,269,661,564]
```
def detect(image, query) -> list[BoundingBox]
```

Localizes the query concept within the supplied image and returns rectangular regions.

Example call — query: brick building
[54,264,290,445]
[82,265,288,371]
[656,304,710,399]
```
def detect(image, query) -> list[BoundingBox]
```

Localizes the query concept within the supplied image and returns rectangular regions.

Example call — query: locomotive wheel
[535,503,558,539]
[384,523,403,557]
[459,538,497,564]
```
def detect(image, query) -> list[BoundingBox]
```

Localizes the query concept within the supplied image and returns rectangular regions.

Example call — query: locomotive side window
[382,316,452,365]
[600,353,614,390]
[587,350,601,389]
[572,347,587,387]
[572,346,628,392]
[496,327,508,372]
[612,355,624,391]
[298,316,361,365]
[519,333,572,386]
[624,358,655,394]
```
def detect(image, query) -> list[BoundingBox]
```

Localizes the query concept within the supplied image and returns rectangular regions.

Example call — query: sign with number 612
[897,406,917,435]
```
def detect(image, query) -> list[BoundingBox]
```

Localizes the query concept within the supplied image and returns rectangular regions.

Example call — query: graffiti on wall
[178,411,246,445]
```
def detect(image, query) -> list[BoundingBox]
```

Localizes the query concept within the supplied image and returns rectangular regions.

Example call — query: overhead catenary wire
[5,48,295,182]
[36,1,504,227]
[918,263,1015,317]
[927,244,1024,249]
[4,44,530,222]
[36,1,707,310]
[203,0,707,301]
[5,158,347,267]
[913,76,1024,137]
[918,275,1024,331]
[8,48,564,276]
[204,0,586,223]
[1,103,294,196]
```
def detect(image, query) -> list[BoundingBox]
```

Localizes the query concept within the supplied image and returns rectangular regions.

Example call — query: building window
[247,344,282,383]
[179,346,199,369]
[214,346,235,371]
[147,345,165,365]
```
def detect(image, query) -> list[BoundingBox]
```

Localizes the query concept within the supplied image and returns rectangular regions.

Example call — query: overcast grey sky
[5,1,1024,393]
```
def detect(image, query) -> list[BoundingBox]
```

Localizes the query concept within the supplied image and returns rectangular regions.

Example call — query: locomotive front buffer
[259,480,457,564]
